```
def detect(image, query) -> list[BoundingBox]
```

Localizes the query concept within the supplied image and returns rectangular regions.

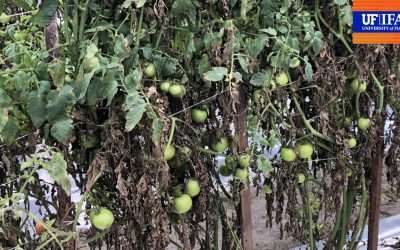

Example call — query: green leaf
[114,35,131,60]
[250,71,272,87]
[46,152,71,196]
[74,68,96,101]
[204,67,228,82]
[171,0,196,24]
[0,108,8,133]
[153,55,178,78]
[125,68,142,90]
[305,62,313,81]
[256,155,273,177]
[245,35,268,58]
[122,0,147,8]
[0,89,11,107]
[0,117,19,145]
[31,0,58,26]
[50,117,73,144]
[237,55,249,73]
[123,91,147,132]
[48,61,65,89]
[47,85,76,122]
[259,27,277,36]
[151,118,164,144]
[27,91,47,128]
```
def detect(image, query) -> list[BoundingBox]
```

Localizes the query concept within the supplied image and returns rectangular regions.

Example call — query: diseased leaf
[204,67,227,82]
[46,153,71,195]
[50,117,73,144]
[0,117,19,145]
[245,35,268,58]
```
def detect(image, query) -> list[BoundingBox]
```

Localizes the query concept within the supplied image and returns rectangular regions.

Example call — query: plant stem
[167,117,176,148]
[371,71,384,114]
[292,96,335,144]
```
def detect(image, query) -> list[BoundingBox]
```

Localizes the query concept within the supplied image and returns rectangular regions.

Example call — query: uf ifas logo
[352,0,400,44]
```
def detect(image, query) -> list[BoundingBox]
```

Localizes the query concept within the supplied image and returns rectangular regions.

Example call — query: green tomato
[263,184,273,194]
[345,137,357,149]
[280,147,296,162]
[143,63,156,78]
[343,117,352,127]
[191,108,208,123]
[219,165,233,176]
[164,145,176,161]
[13,31,27,41]
[0,13,11,24]
[289,58,301,68]
[169,84,186,98]
[90,207,114,230]
[84,57,99,72]
[160,81,171,93]
[174,194,192,214]
[297,173,306,184]
[184,179,201,197]
[296,143,313,159]
[275,72,289,86]
[211,137,229,153]
[252,89,264,105]
[357,117,371,131]
[350,79,367,93]
[235,168,249,182]
[238,154,251,168]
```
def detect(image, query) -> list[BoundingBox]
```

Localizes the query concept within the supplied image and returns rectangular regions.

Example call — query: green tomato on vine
[169,84,186,98]
[191,108,208,123]
[90,207,114,230]
[143,63,156,78]
[275,72,289,86]
[280,147,296,162]
[164,145,176,161]
[357,117,370,131]
[184,179,201,197]
[173,194,192,214]
[296,143,313,159]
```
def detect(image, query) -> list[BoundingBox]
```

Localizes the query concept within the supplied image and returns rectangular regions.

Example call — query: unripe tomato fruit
[143,63,156,78]
[191,108,208,123]
[164,145,176,161]
[35,222,45,235]
[357,117,371,131]
[90,207,114,230]
[174,194,192,214]
[350,79,367,93]
[297,173,306,184]
[169,84,186,98]
[238,154,251,168]
[280,148,296,162]
[184,179,201,197]
[275,72,289,86]
[211,137,229,153]
[160,81,171,93]
[345,137,357,149]
[0,13,11,24]
[296,144,313,159]
[235,168,249,182]
[84,57,99,72]
[219,165,233,176]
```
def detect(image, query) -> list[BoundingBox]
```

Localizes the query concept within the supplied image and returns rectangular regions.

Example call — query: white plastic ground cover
[292,214,400,249]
